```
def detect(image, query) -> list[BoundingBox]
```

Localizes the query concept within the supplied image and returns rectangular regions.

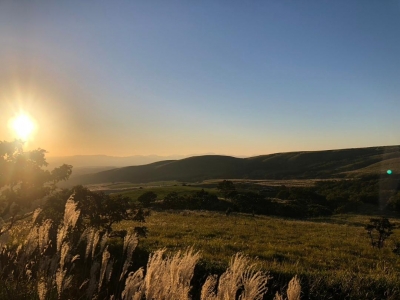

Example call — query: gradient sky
[1,1,399,157]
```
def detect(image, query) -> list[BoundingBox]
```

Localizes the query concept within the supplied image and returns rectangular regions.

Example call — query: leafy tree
[137,191,157,207]
[163,192,184,209]
[190,189,218,209]
[365,217,394,249]
[217,180,235,200]
[231,191,263,212]
[41,185,135,232]
[132,208,146,223]
[0,140,72,235]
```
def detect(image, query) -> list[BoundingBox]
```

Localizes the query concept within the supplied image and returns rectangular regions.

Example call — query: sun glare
[11,114,36,140]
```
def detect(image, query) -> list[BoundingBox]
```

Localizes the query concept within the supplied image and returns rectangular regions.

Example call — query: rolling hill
[65,145,400,186]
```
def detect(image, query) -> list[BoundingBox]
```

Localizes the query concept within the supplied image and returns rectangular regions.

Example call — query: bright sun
[11,114,36,140]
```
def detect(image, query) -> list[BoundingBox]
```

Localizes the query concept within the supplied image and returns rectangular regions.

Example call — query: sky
[0,1,399,157]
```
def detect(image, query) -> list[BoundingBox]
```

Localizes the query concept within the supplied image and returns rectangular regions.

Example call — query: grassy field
[118,184,220,201]
[115,211,400,299]
[202,178,347,188]
[105,178,337,200]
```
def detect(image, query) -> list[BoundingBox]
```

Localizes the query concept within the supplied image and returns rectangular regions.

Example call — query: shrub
[365,217,394,249]
[137,191,157,208]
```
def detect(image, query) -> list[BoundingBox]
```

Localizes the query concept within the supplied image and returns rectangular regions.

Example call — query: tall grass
[0,192,296,299]
[115,210,400,299]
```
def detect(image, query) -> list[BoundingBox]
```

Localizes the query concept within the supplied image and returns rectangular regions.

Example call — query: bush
[137,191,157,208]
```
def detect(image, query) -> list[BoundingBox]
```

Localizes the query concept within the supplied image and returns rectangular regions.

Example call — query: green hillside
[67,145,400,185]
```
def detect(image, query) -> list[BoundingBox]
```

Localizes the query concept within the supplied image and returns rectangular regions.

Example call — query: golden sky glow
[10,114,35,141]
[1,2,399,158]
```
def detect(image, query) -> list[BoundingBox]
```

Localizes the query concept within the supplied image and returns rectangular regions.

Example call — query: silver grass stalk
[79,227,103,259]
[98,246,111,292]
[99,231,109,254]
[143,248,166,299]
[83,228,95,260]
[16,244,23,256]
[273,276,301,300]
[59,242,71,270]
[239,267,269,300]
[56,269,72,299]
[274,292,284,300]
[37,276,48,300]
[63,194,80,228]
[87,261,100,299]
[120,232,138,280]
[217,253,249,299]
[143,248,199,300]
[79,279,90,291]
[287,275,301,300]
[121,269,144,300]
[24,225,39,258]
[106,258,115,284]
[91,229,101,259]
[56,196,80,252]
[71,254,80,263]
[200,275,218,300]
[206,253,269,300]
[32,208,43,224]
[38,219,52,254]
[56,226,68,252]
[78,227,89,247]
[56,268,69,298]
[168,248,200,299]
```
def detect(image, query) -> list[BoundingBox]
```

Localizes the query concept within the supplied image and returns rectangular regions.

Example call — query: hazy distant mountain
[64,145,400,186]
[46,154,188,169]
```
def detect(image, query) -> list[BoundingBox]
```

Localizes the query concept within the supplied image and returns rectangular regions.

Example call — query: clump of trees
[217,180,236,200]
[161,189,227,211]
[39,185,136,232]
[134,175,400,220]
[0,140,72,236]
[0,140,144,236]
[137,191,157,207]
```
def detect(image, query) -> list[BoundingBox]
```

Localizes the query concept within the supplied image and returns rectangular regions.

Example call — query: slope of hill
[46,154,187,169]
[66,146,400,185]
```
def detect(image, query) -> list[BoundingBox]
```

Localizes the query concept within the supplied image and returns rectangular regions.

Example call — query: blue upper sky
[0,1,399,156]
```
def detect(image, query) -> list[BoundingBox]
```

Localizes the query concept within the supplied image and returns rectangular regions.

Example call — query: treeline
[138,175,400,218]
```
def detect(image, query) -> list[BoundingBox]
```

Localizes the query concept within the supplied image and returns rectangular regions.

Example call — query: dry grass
[0,192,291,300]
[115,210,400,299]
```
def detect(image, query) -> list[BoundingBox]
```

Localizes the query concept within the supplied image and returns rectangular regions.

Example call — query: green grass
[119,185,219,201]
[115,211,400,298]
[345,157,400,176]
[105,180,182,189]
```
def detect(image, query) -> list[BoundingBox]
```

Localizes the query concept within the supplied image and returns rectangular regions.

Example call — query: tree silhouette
[138,191,157,207]
[217,180,235,200]
[365,217,394,249]
[0,140,72,235]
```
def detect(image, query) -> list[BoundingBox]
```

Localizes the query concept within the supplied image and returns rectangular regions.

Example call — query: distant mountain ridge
[65,145,400,186]
[46,154,188,169]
